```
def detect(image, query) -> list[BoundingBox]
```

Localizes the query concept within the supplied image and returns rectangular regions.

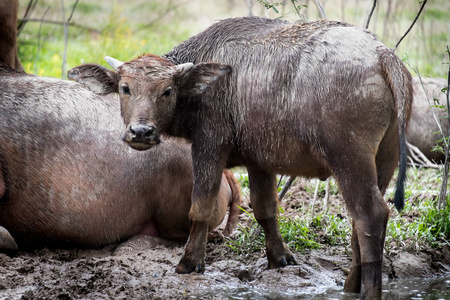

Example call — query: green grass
[228,167,450,259]
[17,1,191,78]
[386,197,450,252]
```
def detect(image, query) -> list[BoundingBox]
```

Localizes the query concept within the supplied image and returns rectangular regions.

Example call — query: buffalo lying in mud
[73,16,413,299]
[407,77,448,163]
[0,64,240,252]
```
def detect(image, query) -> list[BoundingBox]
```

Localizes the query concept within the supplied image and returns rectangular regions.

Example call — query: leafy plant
[386,198,450,252]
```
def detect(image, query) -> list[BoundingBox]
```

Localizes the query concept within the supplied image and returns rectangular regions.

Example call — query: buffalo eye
[121,85,130,95]
[162,87,172,97]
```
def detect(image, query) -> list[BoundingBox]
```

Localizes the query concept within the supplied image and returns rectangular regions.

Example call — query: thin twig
[438,46,450,209]
[406,141,440,169]
[132,0,190,33]
[393,0,427,52]
[382,0,393,41]
[17,0,39,36]
[61,0,67,80]
[34,7,49,75]
[416,70,447,152]
[18,18,100,33]
[66,0,79,22]
[61,0,79,80]
[321,179,330,214]
[290,0,305,22]
[310,179,320,219]
[247,0,253,16]
[313,0,327,19]
[365,0,377,29]
[278,176,296,201]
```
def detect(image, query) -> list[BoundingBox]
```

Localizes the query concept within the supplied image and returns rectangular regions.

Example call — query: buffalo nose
[130,124,155,139]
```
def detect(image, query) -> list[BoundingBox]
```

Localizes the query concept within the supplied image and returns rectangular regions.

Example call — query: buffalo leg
[343,219,362,293]
[176,221,209,274]
[335,162,389,300]
[248,168,297,268]
[176,150,226,274]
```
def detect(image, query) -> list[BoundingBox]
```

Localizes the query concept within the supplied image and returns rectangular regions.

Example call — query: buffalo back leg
[327,142,389,300]
[344,218,362,293]
[343,119,400,295]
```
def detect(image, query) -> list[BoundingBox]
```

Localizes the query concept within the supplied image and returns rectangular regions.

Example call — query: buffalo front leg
[176,220,209,274]
[248,168,297,268]
[176,152,226,274]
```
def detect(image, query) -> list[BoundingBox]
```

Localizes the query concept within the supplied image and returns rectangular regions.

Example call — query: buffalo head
[68,55,231,151]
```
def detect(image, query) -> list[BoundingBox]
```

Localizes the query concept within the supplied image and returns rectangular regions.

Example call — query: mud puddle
[191,275,450,299]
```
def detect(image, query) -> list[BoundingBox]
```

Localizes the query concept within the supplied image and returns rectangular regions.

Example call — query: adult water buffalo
[74,17,412,299]
[0,64,240,251]
[407,77,448,163]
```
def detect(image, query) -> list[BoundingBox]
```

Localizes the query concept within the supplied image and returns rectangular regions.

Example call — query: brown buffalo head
[68,54,231,151]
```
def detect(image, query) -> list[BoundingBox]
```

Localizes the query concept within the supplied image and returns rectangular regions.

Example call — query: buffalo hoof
[176,260,205,274]
[268,252,298,269]
[343,265,362,293]
[0,226,18,254]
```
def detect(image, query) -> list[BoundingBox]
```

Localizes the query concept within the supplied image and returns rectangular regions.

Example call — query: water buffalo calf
[407,77,448,163]
[74,17,413,299]
[0,64,240,250]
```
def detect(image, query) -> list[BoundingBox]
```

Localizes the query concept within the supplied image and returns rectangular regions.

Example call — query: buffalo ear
[67,64,118,95]
[177,63,231,96]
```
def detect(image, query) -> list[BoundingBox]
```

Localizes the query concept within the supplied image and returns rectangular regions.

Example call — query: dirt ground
[1,180,450,300]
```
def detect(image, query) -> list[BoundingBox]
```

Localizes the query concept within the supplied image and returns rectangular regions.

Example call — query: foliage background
[17,0,450,79]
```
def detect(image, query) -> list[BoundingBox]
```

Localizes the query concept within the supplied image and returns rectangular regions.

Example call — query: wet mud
[0,234,448,299]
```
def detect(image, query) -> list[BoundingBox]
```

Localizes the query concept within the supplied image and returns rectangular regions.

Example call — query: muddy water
[192,275,450,299]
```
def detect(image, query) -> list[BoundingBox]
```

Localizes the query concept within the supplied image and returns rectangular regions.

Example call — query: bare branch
[66,0,79,23]
[416,70,447,153]
[290,0,305,22]
[310,179,320,219]
[61,0,79,80]
[17,18,100,34]
[17,0,39,36]
[313,0,327,19]
[321,179,330,214]
[278,176,296,201]
[406,142,440,169]
[61,0,67,80]
[34,7,49,75]
[247,0,253,16]
[365,0,377,29]
[132,0,190,34]
[438,45,450,209]
[393,0,427,52]
[444,47,450,156]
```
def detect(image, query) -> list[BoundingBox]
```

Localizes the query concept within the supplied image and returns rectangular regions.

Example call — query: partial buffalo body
[407,77,448,162]
[77,17,412,299]
[0,65,240,250]
[0,0,23,71]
